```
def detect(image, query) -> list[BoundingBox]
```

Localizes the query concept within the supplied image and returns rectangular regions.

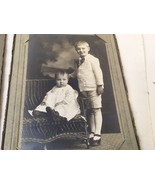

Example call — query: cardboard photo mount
[2,34,139,150]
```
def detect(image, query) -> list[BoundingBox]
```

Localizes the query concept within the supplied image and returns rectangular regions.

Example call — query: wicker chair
[21,79,90,149]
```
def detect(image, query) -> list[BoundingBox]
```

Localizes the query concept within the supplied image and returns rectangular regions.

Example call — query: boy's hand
[97,85,104,95]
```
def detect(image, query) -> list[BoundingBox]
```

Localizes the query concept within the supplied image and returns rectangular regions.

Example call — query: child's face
[56,73,69,88]
[76,44,90,57]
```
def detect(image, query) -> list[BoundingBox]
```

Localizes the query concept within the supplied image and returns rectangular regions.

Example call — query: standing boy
[74,41,104,146]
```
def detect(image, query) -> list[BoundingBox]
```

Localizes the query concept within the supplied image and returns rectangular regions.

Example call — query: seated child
[32,71,81,121]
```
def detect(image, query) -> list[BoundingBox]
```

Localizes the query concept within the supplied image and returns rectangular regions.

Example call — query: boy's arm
[69,59,78,78]
[69,71,76,78]
[91,58,104,95]
[91,58,104,86]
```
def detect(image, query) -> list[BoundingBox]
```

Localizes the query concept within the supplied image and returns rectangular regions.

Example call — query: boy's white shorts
[84,90,102,109]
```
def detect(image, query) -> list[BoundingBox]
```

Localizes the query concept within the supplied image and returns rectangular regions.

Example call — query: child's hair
[55,70,69,80]
[74,41,90,49]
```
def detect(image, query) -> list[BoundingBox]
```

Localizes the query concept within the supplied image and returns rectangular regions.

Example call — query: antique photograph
[2,34,138,150]
[21,34,121,150]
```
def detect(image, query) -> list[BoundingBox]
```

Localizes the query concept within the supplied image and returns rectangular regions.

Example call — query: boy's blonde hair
[74,41,90,49]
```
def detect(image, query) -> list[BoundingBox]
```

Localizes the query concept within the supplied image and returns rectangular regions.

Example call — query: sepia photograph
[2,34,138,150]
[1,3,155,185]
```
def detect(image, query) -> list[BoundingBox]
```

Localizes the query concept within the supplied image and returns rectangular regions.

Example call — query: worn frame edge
[2,35,29,150]
[103,35,139,149]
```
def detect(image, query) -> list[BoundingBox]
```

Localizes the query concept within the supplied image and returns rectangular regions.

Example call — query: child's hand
[97,85,104,95]
[55,101,67,107]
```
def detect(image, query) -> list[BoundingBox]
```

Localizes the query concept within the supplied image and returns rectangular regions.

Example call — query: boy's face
[56,73,69,88]
[76,44,90,57]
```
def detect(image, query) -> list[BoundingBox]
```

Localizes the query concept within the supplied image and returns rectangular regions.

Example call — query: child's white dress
[35,84,81,121]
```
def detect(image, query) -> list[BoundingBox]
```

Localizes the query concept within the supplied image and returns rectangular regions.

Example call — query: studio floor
[20,133,124,150]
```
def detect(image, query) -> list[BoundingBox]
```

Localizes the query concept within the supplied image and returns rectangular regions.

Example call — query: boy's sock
[94,108,102,136]
[89,114,95,138]
[89,132,94,138]
[93,135,101,140]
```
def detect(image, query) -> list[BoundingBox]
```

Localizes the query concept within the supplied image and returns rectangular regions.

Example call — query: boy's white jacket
[75,54,104,92]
